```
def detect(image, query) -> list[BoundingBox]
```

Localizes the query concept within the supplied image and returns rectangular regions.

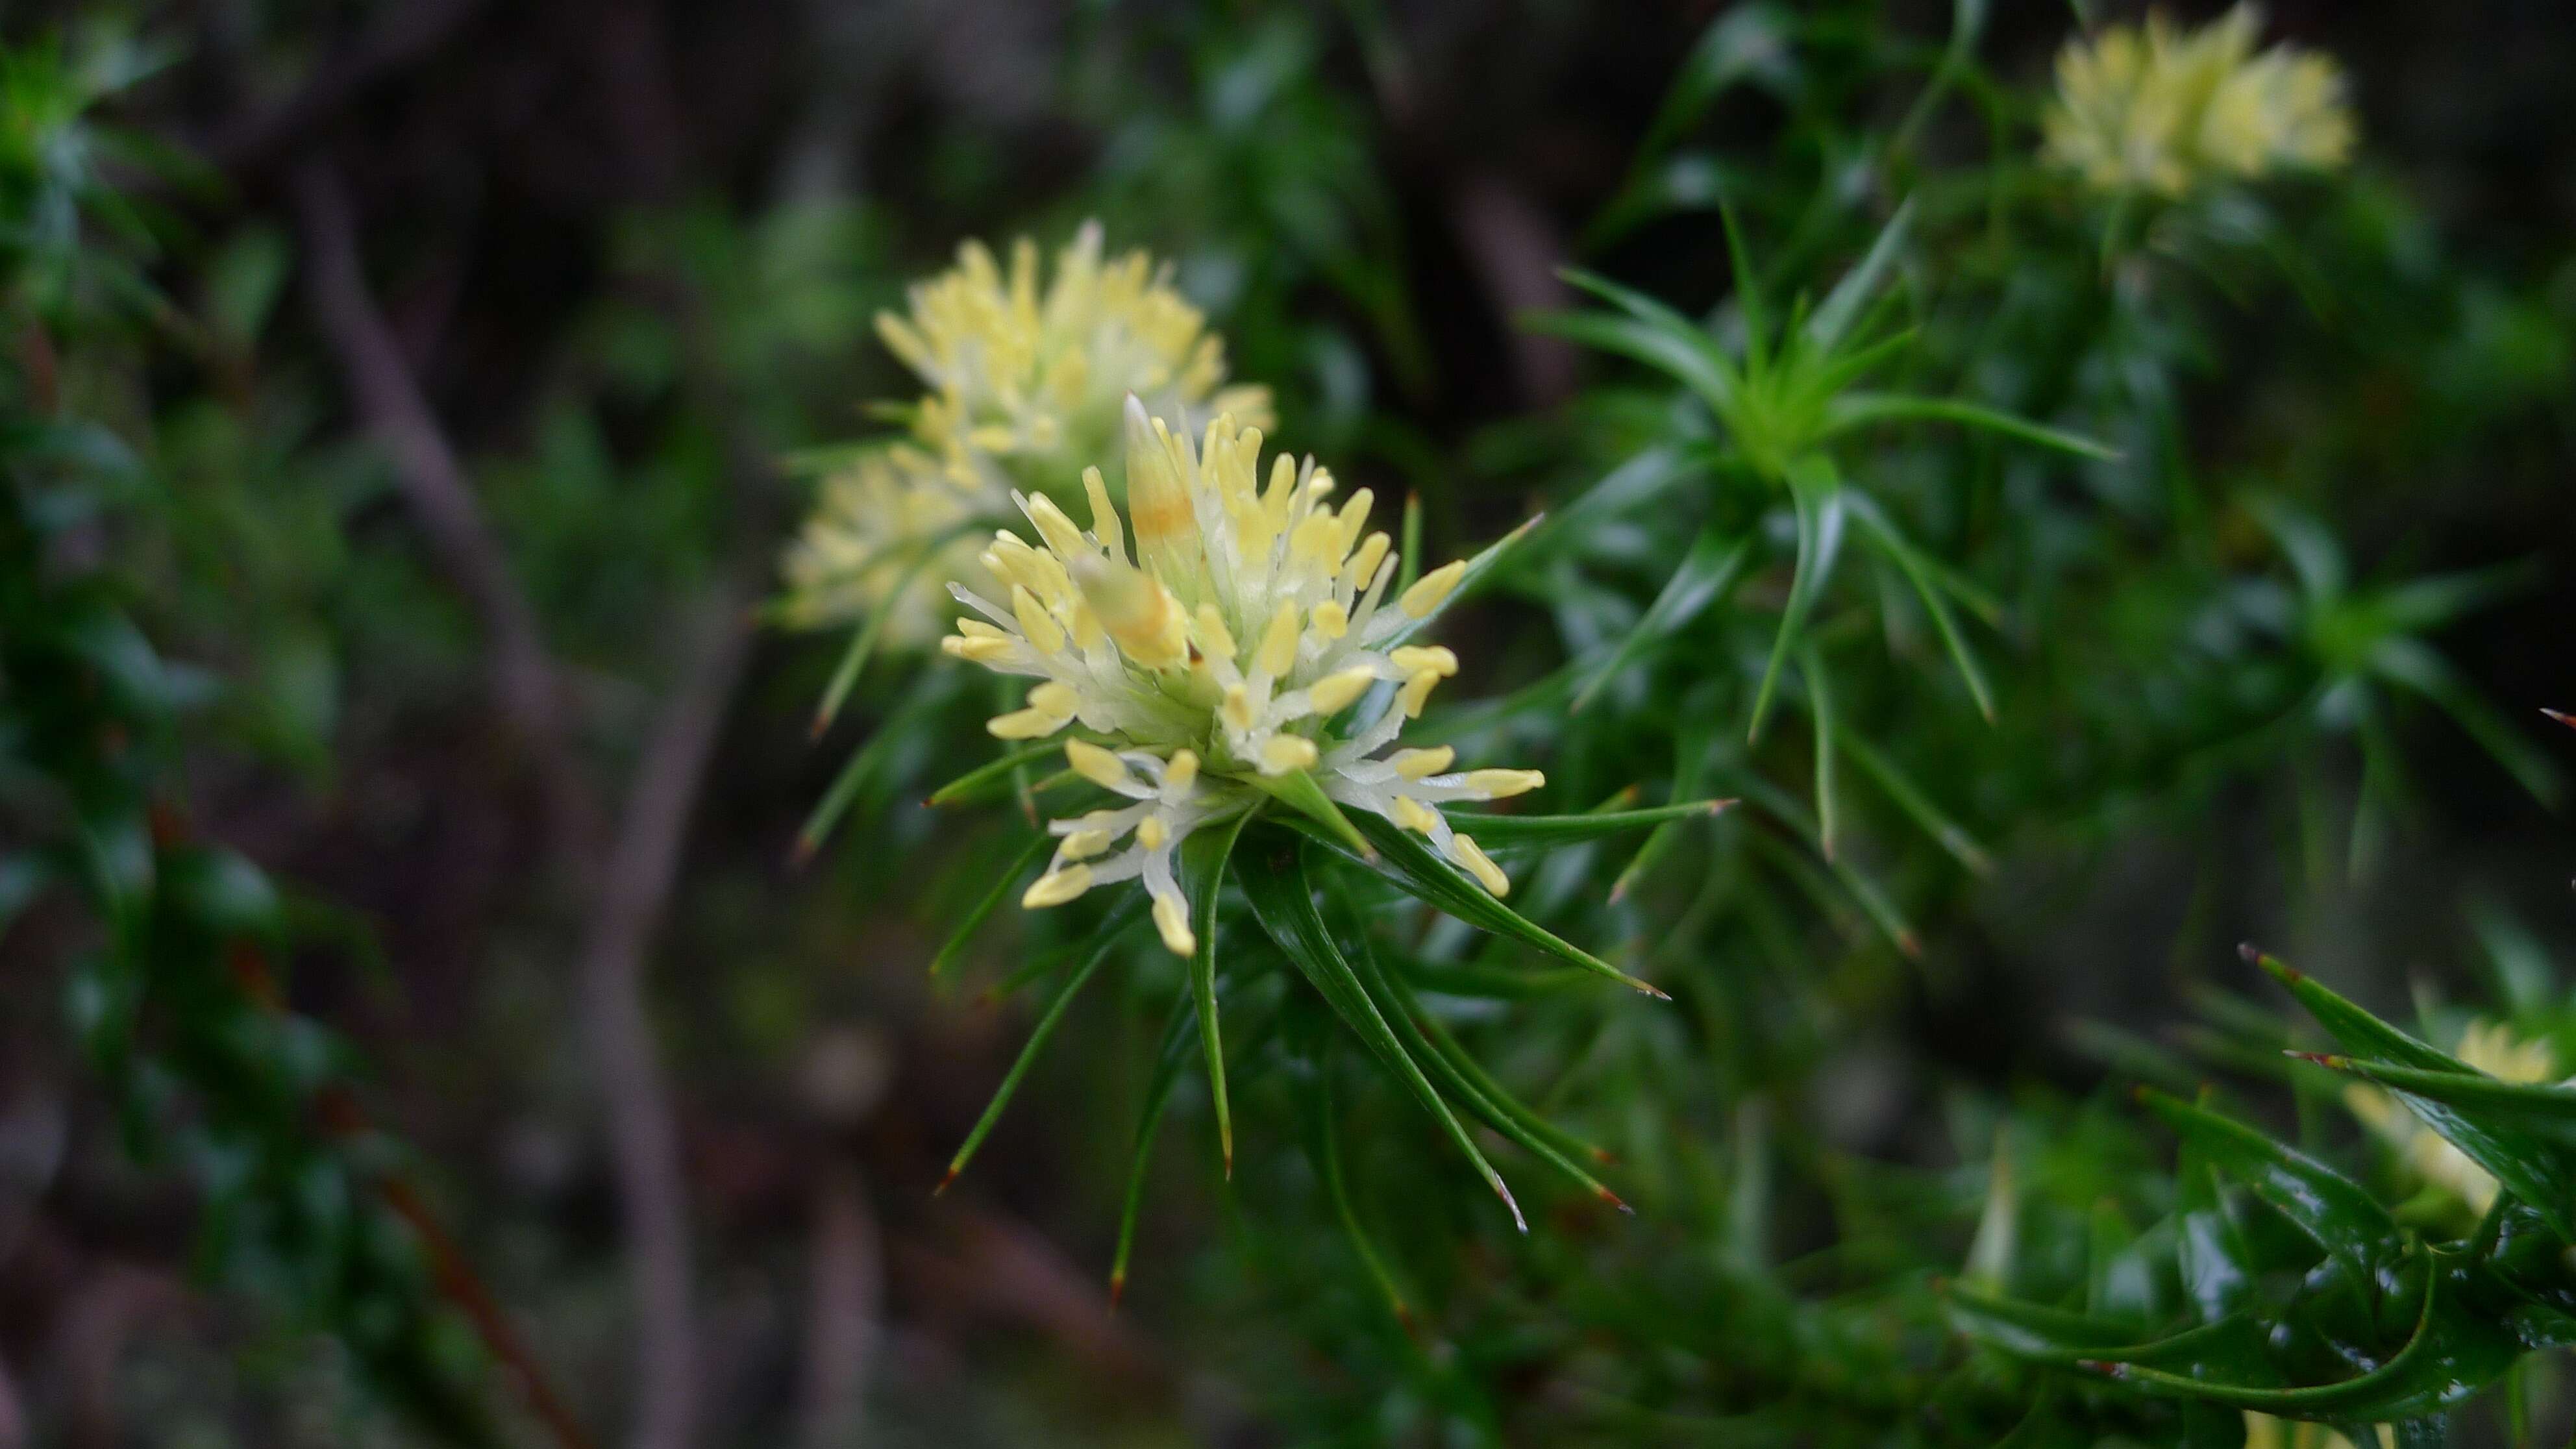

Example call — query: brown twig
[291,159,601,861]
[578,598,752,1449]
[795,1161,882,1449]
[295,164,729,1449]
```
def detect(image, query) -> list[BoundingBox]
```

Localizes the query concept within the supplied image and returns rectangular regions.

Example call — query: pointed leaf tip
[934,1165,958,1196]
[2545,707,2573,730]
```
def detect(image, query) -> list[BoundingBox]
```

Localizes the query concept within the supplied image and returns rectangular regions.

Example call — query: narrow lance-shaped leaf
[1546,269,1742,414]
[1613,702,1726,901]
[1333,811,1667,998]
[928,833,1052,981]
[1378,513,1543,649]
[1832,724,1992,874]
[1804,197,1914,352]
[1842,489,1996,723]
[924,741,1065,808]
[1715,184,1771,378]
[1820,391,2120,460]
[1183,812,1253,1176]
[2255,945,2576,1239]
[1343,913,1627,1208]
[1302,1030,1413,1328]
[1747,455,1846,745]
[936,895,1146,1193]
[2370,636,2564,807]
[1444,797,1734,855]
[1803,643,1839,860]
[1571,524,1751,712]
[2135,1087,2399,1274]
[1237,836,1526,1232]
[797,678,950,858]
[1111,994,1198,1306]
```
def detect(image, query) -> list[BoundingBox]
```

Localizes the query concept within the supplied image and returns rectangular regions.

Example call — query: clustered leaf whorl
[2043,5,2353,199]
[944,396,1539,954]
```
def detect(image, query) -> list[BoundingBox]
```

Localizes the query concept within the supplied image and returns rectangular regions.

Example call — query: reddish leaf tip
[933,1165,959,1197]
[2542,707,2572,730]
[1598,1186,1633,1215]
[1108,1272,1126,1308]
[2236,941,2261,964]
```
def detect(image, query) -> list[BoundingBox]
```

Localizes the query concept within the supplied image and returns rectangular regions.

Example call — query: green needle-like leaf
[1379,513,1543,649]
[1747,456,1845,745]
[1803,643,1839,860]
[1443,798,1733,854]
[2257,946,2576,1237]
[1821,391,2120,460]
[1343,916,1626,1206]
[1805,197,1914,351]
[1185,812,1253,1176]
[2136,1088,2398,1273]
[937,895,1145,1193]
[1321,811,1668,997]
[1239,837,1526,1231]
[924,741,1071,808]
[1301,1032,1413,1328]
[928,833,1052,981]
[1111,994,1198,1306]
[1832,725,1992,874]
[1570,524,1751,712]
[1844,490,1996,722]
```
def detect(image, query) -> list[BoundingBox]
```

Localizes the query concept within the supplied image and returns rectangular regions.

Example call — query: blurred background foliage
[2,0,2573,1445]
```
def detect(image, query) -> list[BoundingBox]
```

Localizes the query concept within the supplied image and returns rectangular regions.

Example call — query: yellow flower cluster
[2344,1019,2558,1215]
[944,397,1540,955]
[777,223,1272,643]
[2043,6,2353,198]
[878,221,1272,495]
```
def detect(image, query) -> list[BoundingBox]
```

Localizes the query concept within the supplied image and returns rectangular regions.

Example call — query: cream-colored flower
[2043,6,2354,198]
[2344,1019,2558,1215]
[877,221,1272,499]
[944,396,1538,955]
[774,444,979,643]
[778,223,1272,649]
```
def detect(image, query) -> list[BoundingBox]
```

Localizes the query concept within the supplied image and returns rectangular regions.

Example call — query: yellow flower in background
[944,396,1539,955]
[2344,1019,2559,1215]
[774,445,978,643]
[2043,6,2354,198]
[876,221,1273,498]
[777,223,1272,650]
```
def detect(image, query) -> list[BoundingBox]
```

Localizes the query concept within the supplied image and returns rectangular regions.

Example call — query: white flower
[943,396,1541,954]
